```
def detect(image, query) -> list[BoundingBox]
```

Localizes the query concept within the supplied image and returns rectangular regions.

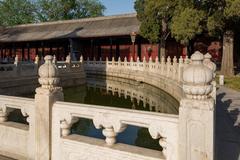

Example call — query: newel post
[35,55,63,160]
[179,51,215,160]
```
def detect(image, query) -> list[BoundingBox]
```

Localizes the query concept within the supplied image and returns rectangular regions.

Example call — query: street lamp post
[130,32,137,61]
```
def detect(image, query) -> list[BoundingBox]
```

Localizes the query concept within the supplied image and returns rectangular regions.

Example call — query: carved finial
[130,56,133,62]
[155,56,159,63]
[65,55,71,63]
[167,56,171,64]
[124,57,127,62]
[106,57,109,62]
[87,57,89,61]
[99,57,102,61]
[179,56,183,64]
[93,57,96,61]
[38,55,60,90]
[80,55,83,63]
[112,57,115,62]
[173,56,177,64]
[203,53,216,77]
[143,56,146,63]
[183,51,213,100]
[118,57,121,62]
[137,56,140,62]
[149,56,153,63]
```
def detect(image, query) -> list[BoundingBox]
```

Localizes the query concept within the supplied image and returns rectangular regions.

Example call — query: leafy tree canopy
[0,0,36,26]
[135,0,240,45]
[0,0,105,26]
[36,0,105,22]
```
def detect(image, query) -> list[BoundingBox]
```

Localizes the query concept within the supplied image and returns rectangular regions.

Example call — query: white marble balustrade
[52,101,179,160]
[0,95,35,160]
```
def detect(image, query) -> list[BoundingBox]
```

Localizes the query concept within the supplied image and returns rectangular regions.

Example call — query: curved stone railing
[0,52,216,160]
[83,56,191,101]
[0,95,35,159]
[52,101,178,160]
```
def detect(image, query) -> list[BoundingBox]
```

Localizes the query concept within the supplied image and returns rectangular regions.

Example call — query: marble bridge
[0,51,216,160]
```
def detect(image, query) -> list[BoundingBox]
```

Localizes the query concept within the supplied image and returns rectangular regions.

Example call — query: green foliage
[36,0,105,22]
[224,0,240,21]
[171,8,205,45]
[135,0,240,45]
[0,0,36,26]
[134,0,176,43]
[0,0,105,26]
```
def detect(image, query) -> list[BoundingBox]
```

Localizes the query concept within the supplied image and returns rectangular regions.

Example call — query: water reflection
[64,75,179,114]
[64,75,179,151]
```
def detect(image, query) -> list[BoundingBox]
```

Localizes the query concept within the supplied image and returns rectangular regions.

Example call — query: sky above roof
[99,0,136,16]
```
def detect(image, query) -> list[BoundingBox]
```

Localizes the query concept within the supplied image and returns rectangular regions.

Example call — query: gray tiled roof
[0,13,139,42]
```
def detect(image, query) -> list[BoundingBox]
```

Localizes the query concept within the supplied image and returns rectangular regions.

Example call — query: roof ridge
[5,13,137,29]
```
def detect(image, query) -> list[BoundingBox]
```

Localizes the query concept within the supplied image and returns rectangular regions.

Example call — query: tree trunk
[160,38,166,57]
[221,31,234,76]
[160,19,167,57]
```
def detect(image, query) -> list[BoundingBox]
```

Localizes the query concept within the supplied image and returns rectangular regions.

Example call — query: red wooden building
[0,13,222,63]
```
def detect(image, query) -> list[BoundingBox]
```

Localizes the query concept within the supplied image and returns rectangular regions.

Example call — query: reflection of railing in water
[86,76,179,114]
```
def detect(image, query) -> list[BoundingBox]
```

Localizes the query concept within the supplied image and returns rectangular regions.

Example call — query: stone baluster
[130,56,133,63]
[179,51,214,160]
[60,117,79,137]
[161,56,165,75]
[52,55,57,64]
[173,56,178,80]
[93,115,127,146]
[14,55,19,65]
[118,57,121,67]
[137,56,140,63]
[79,55,83,63]
[35,55,63,160]
[166,56,171,77]
[112,57,115,66]
[65,55,71,63]
[149,56,153,63]
[178,56,184,82]
[102,127,117,145]
[203,53,217,102]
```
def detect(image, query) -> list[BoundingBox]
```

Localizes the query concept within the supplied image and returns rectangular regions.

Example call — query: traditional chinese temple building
[0,13,223,63]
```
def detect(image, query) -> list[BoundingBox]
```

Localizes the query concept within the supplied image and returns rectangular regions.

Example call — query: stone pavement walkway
[216,86,240,160]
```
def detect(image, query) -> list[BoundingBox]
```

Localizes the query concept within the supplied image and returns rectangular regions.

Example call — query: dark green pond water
[9,75,179,151]
[64,75,179,151]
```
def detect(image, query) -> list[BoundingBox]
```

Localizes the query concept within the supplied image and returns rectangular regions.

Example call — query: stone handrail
[84,56,190,82]
[0,52,216,160]
[52,101,179,160]
[0,62,38,78]
[83,56,189,101]
[0,95,35,159]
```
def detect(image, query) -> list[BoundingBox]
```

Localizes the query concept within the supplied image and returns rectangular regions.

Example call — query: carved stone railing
[52,101,178,160]
[0,52,216,160]
[0,95,35,159]
[83,56,190,101]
